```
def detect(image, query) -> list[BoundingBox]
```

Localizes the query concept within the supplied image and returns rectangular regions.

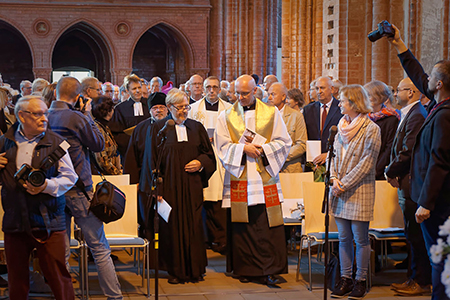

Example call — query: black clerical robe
[143,117,216,281]
[109,98,150,157]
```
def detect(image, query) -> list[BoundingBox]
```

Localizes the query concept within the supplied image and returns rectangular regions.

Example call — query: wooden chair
[296,181,339,290]
[369,181,405,268]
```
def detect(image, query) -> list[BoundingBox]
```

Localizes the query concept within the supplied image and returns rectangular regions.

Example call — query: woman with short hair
[286,88,305,112]
[330,85,381,299]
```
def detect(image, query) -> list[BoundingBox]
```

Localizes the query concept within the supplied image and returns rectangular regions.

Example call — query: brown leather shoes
[393,280,431,296]
[391,279,414,290]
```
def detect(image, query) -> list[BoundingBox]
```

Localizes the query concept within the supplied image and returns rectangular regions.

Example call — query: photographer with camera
[381,23,450,300]
[0,95,78,299]
[48,77,123,299]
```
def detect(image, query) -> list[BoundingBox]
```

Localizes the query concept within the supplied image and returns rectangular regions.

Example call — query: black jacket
[303,98,343,153]
[0,124,66,233]
[385,102,427,199]
[374,115,399,180]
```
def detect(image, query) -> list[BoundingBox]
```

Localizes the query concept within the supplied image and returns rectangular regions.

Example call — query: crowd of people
[0,22,448,300]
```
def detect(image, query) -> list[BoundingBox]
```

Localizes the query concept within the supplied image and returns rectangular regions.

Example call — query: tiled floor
[7,247,431,299]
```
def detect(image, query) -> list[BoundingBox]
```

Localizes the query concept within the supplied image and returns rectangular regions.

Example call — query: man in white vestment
[215,74,292,286]
[188,76,231,253]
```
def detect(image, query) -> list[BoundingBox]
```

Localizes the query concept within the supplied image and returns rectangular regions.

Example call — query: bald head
[235,75,257,106]
[263,75,279,91]
[56,76,81,104]
[189,74,204,101]
[268,82,288,110]
[395,77,421,107]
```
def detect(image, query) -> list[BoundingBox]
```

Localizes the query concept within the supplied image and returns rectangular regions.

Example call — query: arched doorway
[0,20,33,89]
[132,23,189,86]
[52,22,111,82]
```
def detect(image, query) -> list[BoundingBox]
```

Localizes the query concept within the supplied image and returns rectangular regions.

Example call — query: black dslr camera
[74,95,87,113]
[14,164,46,187]
[14,145,67,188]
[368,20,394,42]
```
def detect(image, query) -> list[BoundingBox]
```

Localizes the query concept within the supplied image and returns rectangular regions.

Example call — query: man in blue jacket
[48,76,123,299]
[0,95,77,299]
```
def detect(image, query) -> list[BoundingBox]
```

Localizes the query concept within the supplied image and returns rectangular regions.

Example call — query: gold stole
[225,99,284,227]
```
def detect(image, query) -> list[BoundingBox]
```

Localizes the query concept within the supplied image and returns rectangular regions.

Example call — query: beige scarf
[338,113,367,144]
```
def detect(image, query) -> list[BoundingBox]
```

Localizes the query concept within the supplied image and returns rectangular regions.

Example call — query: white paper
[306,140,321,162]
[206,110,218,129]
[154,198,172,223]
[238,128,267,145]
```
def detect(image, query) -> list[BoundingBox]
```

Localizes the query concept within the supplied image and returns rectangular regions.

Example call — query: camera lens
[28,170,46,187]
[368,30,382,42]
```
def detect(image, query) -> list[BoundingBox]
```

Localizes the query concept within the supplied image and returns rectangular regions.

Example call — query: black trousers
[203,201,227,247]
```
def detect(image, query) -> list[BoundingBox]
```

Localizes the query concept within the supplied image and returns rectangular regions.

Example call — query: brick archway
[0,19,34,89]
[132,22,195,86]
[51,21,113,82]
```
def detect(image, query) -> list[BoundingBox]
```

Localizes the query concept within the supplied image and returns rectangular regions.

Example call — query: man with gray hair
[81,77,101,102]
[102,82,114,99]
[149,76,163,94]
[19,80,32,98]
[0,95,77,299]
[188,74,204,103]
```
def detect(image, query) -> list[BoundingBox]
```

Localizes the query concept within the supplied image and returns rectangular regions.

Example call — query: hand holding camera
[74,95,92,113]
[368,20,408,54]
[23,179,47,195]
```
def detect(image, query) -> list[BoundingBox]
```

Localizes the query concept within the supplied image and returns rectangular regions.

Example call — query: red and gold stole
[225,99,284,227]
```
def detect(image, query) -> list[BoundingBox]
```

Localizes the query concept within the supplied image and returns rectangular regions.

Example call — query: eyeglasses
[88,87,101,92]
[205,85,220,91]
[22,110,49,118]
[396,88,414,93]
[235,91,252,97]
[171,104,191,111]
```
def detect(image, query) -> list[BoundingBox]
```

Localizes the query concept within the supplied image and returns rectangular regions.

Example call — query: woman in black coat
[364,81,400,180]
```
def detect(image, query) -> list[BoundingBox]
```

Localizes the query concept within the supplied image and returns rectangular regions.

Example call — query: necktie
[321,105,327,136]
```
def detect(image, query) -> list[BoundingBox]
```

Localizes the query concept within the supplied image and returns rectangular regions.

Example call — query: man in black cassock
[109,74,150,158]
[124,92,168,238]
[141,88,216,284]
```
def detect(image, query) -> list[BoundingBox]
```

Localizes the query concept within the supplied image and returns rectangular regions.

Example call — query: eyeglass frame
[170,104,191,111]
[21,110,49,118]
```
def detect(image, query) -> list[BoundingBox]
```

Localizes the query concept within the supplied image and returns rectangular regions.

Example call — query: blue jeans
[335,217,370,281]
[420,204,450,300]
[64,188,123,300]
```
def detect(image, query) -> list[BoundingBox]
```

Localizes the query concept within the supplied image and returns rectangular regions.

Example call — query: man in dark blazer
[388,25,450,300]
[385,77,430,296]
[109,74,150,158]
[303,76,343,166]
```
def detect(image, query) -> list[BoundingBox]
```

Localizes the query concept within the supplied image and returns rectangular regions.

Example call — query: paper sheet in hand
[238,128,267,145]
[306,140,321,162]
[154,198,172,223]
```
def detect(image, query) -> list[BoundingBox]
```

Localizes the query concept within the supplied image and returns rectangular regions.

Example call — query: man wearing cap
[124,92,168,238]
[188,76,231,254]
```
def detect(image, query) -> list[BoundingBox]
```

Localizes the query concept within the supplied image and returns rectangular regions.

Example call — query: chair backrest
[279,172,314,199]
[371,180,404,229]
[104,184,139,238]
[92,174,130,187]
[302,181,337,233]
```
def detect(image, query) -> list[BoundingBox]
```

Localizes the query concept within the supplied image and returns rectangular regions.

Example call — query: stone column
[32,68,52,82]
[210,0,224,78]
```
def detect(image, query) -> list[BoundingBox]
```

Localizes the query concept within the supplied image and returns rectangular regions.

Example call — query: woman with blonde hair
[364,80,400,180]
[330,85,381,299]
